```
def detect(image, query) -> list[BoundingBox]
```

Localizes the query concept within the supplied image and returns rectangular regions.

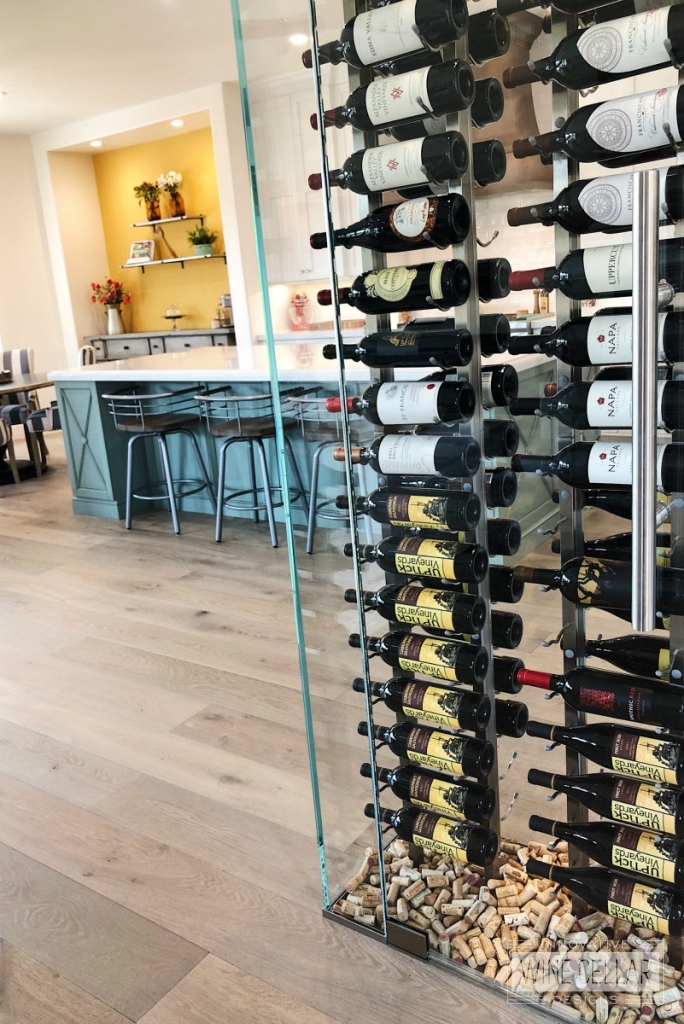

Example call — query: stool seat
[113,412,199,434]
[208,414,277,439]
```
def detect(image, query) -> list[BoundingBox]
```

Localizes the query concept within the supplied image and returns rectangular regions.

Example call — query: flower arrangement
[133,181,160,204]
[91,279,131,307]
[157,170,183,195]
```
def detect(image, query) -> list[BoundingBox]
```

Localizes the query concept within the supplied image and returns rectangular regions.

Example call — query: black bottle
[360,762,495,822]
[351,630,489,685]
[311,194,471,253]
[352,677,490,732]
[512,440,684,494]
[359,720,493,778]
[347,582,487,634]
[318,259,471,314]
[345,535,488,583]
[364,802,498,864]
[511,380,684,432]
[342,488,481,532]
[322,325,474,369]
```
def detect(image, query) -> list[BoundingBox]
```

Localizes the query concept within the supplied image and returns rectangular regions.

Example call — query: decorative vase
[168,192,185,218]
[194,244,214,257]
[145,198,161,221]
[105,305,125,335]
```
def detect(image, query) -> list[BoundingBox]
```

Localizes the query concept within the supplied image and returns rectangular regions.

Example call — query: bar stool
[102,385,216,535]
[195,387,309,546]
[287,392,376,555]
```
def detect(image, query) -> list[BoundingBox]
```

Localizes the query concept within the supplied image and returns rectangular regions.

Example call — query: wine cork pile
[334,838,684,1023]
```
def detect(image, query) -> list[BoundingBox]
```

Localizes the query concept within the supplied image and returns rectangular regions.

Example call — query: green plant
[187,225,218,246]
[133,181,161,204]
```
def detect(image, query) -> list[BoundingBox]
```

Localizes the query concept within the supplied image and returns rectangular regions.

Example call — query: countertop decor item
[133,180,161,221]
[157,170,185,218]
[187,224,218,256]
[91,279,130,336]
[289,290,311,331]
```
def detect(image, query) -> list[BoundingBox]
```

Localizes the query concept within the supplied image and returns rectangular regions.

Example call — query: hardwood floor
[0,438,650,1023]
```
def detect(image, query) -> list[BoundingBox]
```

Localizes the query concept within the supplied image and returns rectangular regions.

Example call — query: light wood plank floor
[0,437,653,1023]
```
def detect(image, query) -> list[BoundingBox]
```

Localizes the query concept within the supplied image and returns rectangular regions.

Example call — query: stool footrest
[132,478,210,502]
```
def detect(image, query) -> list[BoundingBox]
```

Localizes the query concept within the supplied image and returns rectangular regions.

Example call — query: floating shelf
[130,214,205,228]
[121,253,227,273]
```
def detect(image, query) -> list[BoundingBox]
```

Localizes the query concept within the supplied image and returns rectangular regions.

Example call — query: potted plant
[91,279,131,335]
[157,170,185,218]
[187,224,218,257]
[133,181,162,221]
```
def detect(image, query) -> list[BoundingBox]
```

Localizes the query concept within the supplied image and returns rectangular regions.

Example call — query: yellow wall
[93,128,229,333]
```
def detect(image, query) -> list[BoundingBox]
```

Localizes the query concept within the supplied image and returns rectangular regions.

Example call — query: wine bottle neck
[513,566,560,590]
[511,453,557,475]
[516,667,555,690]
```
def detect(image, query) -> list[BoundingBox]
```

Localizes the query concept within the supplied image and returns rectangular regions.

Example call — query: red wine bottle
[310,194,471,253]
[316,60,475,133]
[418,519,521,557]
[527,720,684,787]
[340,488,481,531]
[512,85,684,169]
[359,720,494,779]
[509,239,684,301]
[448,566,524,605]
[301,0,469,70]
[508,167,684,236]
[389,78,504,133]
[347,535,488,582]
[360,762,496,822]
[429,467,518,507]
[309,133,468,195]
[555,488,675,522]
[481,364,518,407]
[382,313,509,358]
[504,8,684,91]
[507,308,684,366]
[352,676,490,732]
[322,325,474,368]
[551,532,670,567]
[528,768,684,839]
[424,609,524,649]
[468,9,511,63]
[527,859,683,937]
[326,379,475,426]
[586,634,677,680]
[483,421,519,459]
[496,699,528,738]
[530,815,684,888]
[334,433,480,478]
[318,260,470,314]
[478,258,511,302]
[364,802,498,864]
[512,440,684,493]
[347,583,487,633]
[511,380,684,431]
[394,138,506,194]
[351,630,488,684]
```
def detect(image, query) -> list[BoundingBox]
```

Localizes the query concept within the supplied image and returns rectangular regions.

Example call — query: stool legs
[215,437,234,543]
[247,440,259,523]
[125,433,144,530]
[284,436,310,522]
[254,438,278,548]
[306,440,327,555]
[178,428,217,515]
[157,434,181,535]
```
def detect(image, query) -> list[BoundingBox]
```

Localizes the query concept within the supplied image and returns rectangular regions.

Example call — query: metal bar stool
[102,385,216,534]
[287,392,376,555]
[195,387,309,546]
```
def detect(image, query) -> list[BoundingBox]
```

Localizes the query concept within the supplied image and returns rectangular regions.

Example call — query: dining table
[0,372,54,484]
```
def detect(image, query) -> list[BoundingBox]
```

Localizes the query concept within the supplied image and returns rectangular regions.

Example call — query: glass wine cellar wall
[230,0,684,1015]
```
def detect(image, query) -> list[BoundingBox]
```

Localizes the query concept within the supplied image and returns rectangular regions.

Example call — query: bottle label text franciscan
[607,875,672,934]
[585,86,683,155]
[352,0,420,65]
[406,726,467,774]
[376,381,442,424]
[612,825,677,883]
[578,168,668,228]
[366,66,433,126]
[577,9,671,75]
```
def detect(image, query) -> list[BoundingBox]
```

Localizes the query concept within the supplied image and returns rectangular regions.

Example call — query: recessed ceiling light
[170,119,184,128]
[90,140,103,147]
[289,33,308,45]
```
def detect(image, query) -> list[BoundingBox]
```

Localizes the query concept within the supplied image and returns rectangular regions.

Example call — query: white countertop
[49,342,548,384]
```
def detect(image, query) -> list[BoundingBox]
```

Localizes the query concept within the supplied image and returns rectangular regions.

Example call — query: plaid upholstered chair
[0,401,61,478]
[0,413,20,484]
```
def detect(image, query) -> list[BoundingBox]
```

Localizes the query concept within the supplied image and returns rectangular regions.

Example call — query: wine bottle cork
[396,898,409,922]
[452,936,472,961]
[484,958,498,979]
[493,937,510,966]
[483,913,502,939]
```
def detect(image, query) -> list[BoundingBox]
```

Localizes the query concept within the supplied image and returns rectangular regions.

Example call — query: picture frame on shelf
[126,239,155,265]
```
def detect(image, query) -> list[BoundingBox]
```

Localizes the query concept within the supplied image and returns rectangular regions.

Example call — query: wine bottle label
[361,139,429,191]
[365,265,419,303]
[401,681,466,729]
[586,441,667,487]
[394,537,460,580]
[406,727,467,775]
[585,86,682,155]
[578,169,668,229]
[352,0,420,66]
[612,826,677,884]
[611,777,679,835]
[659,647,672,675]
[394,584,456,630]
[611,732,680,785]
[411,812,470,861]
[409,774,467,818]
[376,381,442,424]
[386,493,450,528]
[377,434,438,475]
[397,634,462,681]
[585,311,667,364]
[583,243,632,294]
[576,9,671,75]
[585,380,667,428]
[366,66,432,127]
[390,197,436,241]
[429,261,446,301]
[607,876,672,935]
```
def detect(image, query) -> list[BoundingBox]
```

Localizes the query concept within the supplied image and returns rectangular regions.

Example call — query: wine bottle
[340,488,481,531]
[507,309,684,367]
[359,720,494,778]
[301,0,469,70]
[425,610,524,650]
[350,630,489,684]
[394,138,507,192]
[318,260,470,314]
[496,698,528,738]
[518,665,684,729]
[481,314,510,356]
[333,433,481,478]
[468,9,510,64]
[503,8,684,91]
[550,532,670,567]
[434,467,518,507]
[483,421,520,459]
[507,167,684,236]
[309,133,468,195]
[499,0,626,17]
[326,380,475,426]
[346,582,488,632]
[449,566,524,604]
[587,0,680,25]
[481,364,518,407]
[511,380,684,432]
[418,519,520,557]
[528,768,684,838]
[364,802,498,864]
[478,259,511,302]
[586,634,677,680]
[558,488,675,523]
[360,762,496,822]
[512,85,684,169]
[511,440,684,493]
[348,536,489,582]
[310,194,471,254]
[390,77,504,136]
[527,859,683,937]
[509,239,684,301]
[530,815,684,888]
[315,60,475,133]
[322,325,474,369]
[352,676,491,731]
[527,720,684,786]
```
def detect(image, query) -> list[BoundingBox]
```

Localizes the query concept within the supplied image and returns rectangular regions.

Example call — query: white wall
[0,135,64,372]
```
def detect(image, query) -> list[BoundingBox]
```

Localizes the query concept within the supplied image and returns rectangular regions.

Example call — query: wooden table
[0,373,53,483]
